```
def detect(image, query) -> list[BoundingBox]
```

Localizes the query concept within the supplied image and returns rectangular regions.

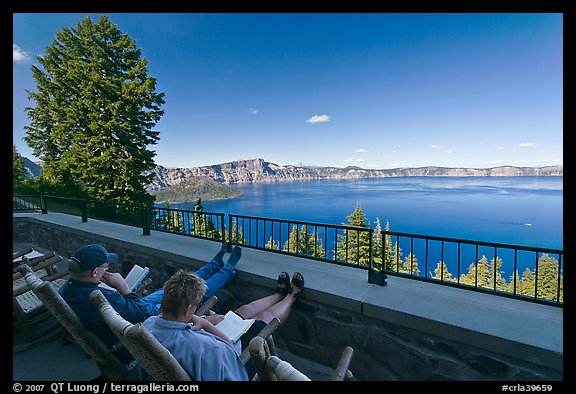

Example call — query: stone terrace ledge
[13,212,563,381]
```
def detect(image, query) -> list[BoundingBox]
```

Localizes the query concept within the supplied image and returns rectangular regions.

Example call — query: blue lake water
[172,176,563,251]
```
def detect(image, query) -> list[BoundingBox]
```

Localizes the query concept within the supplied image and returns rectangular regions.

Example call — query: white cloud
[355,148,368,153]
[13,44,31,63]
[248,107,258,115]
[344,158,365,163]
[495,146,506,151]
[445,149,455,154]
[429,144,442,150]
[518,143,536,149]
[306,114,331,123]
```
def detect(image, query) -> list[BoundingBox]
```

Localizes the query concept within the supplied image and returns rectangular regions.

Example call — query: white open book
[99,264,150,293]
[216,310,256,343]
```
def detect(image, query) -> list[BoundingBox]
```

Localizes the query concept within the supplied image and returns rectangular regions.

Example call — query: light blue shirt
[143,315,248,381]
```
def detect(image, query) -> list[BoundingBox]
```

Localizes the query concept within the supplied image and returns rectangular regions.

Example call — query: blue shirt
[143,315,249,381]
[59,279,149,351]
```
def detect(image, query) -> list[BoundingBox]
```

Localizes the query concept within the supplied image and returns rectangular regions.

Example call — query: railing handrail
[383,229,563,255]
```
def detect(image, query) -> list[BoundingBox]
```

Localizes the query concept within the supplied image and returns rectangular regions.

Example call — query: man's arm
[100,272,131,295]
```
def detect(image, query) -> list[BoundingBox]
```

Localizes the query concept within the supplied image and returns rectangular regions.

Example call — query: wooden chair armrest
[196,295,218,317]
[331,346,354,381]
[13,247,33,261]
[25,251,56,268]
[13,263,67,297]
[240,317,281,364]
[13,255,62,280]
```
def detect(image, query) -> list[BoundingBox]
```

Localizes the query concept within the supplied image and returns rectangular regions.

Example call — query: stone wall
[14,215,563,381]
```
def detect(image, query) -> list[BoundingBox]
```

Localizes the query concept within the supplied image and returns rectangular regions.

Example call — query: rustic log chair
[90,289,281,381]
[16,264,134,380]
[12,247,33,263]
[89,289,201,381]
[13,253,68,342]
[248,335,354,381]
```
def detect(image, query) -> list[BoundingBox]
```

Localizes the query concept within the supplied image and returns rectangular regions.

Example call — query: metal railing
[381,230,563,306]
[13,195,44,212]
[228,214,374,269]
[152,206,226,242]
[13,194,563,306]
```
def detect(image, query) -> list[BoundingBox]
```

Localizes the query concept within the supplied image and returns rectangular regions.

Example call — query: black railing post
[142,205,150,236]
[220,213,227,247]
[81,200,88,222]
[368,229,387,286]
[41,195,47,214]
[226,215,233,252]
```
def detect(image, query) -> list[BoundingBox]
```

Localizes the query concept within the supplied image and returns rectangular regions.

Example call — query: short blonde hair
[161,270,207,317]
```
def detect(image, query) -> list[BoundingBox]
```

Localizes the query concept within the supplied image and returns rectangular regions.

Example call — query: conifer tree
[334,203,372,266]
[283,224,324,258]
[13,145,26,190]
[372,217,383,269]
[537,254,563,302]
[431,261,456,282]
[508,254,562,302]
[460,255,507,291]
[400,252,421,276]
[510,268,535,297]
[229,220,246,244]
[388,238,404,272]
[265,237,280,251]
[486,256,507,291]
[24,15,165,207]
[460,258,487,287]
[383,220,398,270]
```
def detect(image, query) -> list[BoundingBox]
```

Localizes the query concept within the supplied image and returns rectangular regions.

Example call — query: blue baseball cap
[68,244,118,272]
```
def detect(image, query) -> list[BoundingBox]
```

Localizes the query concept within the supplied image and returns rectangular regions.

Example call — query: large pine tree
[24,15,165,206]
[334,203,372,266]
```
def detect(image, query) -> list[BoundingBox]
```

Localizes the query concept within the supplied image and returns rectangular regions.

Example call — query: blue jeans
[140,259,235,316]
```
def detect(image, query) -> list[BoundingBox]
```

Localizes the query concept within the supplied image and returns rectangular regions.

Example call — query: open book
[99,264,150,293]
[216,310,256,343]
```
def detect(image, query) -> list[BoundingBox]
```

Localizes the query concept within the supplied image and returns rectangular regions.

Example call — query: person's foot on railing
[226,246,242,267]
[214,243,227,267]
[275,272,291,296]
[288,272,305,299]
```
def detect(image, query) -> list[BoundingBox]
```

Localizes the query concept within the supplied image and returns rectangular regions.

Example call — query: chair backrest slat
[16,264,130,381]
[90,289,192,381]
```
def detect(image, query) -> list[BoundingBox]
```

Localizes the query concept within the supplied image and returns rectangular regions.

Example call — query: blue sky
[13,13,563,169]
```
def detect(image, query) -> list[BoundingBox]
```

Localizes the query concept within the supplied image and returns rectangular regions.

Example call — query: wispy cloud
[428,144,442,150]
[344,158,366,163]
[445,149,455,154]
[306,114,331,123]
[13,44,31,63]
[248,107,258,115]
[495,146,506,151]
[355,148,368,153]
[518,142,536,149]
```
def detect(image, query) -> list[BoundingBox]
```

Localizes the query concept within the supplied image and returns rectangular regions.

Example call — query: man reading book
[143,269,304,381]
[60,243,242,363]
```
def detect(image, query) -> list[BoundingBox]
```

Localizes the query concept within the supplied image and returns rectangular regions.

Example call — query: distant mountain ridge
[22,157,42,178]
[147,158,563,192]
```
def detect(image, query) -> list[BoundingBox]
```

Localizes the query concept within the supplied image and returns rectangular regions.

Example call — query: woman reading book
[59,243,242,363]
[143,269,305,381]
